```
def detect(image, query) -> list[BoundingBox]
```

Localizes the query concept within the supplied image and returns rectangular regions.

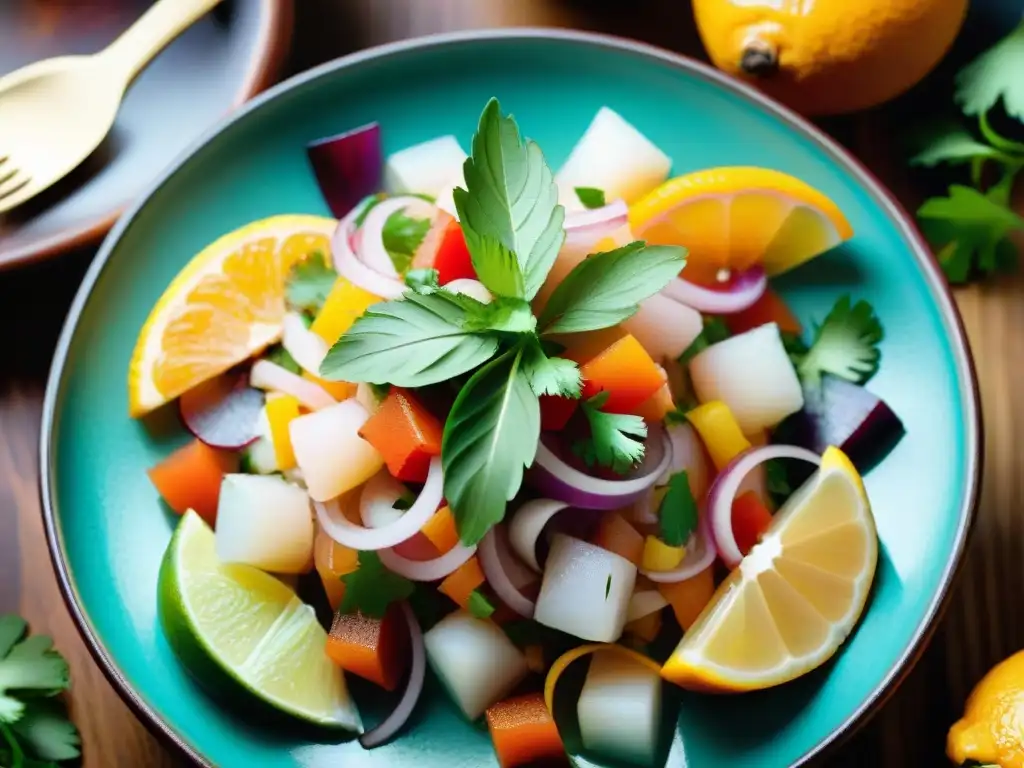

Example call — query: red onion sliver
[661,267,767,315]
[640,512,717,583]
[306,123,383,219]
[332,208,406,300]
[359,196,436,278]
[659,422,712,499]
[708,445,821,568]
[250,360,336,411]
[378,541,477,581]
[479,528,535,618]
[508,499,570,572]
[281,312,328,376]
[314,457,443,550]
[359,602,425,749]
[564,199,628,238]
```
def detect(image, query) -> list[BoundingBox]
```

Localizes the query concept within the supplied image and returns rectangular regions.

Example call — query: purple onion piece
[307,123,383,218]
[179,372,264,450]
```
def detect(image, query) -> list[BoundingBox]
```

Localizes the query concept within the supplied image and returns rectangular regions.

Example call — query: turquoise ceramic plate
[41,30,981,768]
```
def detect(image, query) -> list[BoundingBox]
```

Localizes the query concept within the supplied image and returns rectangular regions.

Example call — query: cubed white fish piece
[424,610,528,720]
[688,322,805,434]
[577,651,662,767]
[534,534,637,642]
[621,292,703,364]
[384,135,467,198]
[215,474,313,574]
[555,107,671,207]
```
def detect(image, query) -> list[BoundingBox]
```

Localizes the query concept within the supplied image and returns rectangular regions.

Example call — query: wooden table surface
[1,1,1017,766]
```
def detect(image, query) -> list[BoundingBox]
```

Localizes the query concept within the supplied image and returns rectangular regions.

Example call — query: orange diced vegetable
[326,607,409,691]
[732,490,774,557]
[635,379,673,423]
[310,277,380,345]
[580,334,665,414]
[486,692,567,768]
[725,288,803,337]
[592,511,645,566]
[147,439,235,525]
[266,394,301,469]
[539,395,578,431]
[685,400,751,470]
[358,388,443,483]
[314,526,359,610]
[393,533,441,562]
[659,566,715,631]
[302,371,355,401]
[439,556,486,609]
[421,505,460,553]
[554,326,627,366]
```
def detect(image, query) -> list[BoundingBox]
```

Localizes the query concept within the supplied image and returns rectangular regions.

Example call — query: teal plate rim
[38,27,984,768]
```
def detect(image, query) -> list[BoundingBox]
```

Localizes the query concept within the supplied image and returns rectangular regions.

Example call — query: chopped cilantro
[405,268,440,294]
[797,296,883,387]
[468,591,496,619]
[658,471,698,547]
[604,574,612,600]
[285,251,337,313]
[575,187,607,209]
[339,551,415,619]
[573,391,647,474]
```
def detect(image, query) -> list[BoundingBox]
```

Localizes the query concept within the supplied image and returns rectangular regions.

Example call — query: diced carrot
[314,526,359,610]
[540,395,578,431]
[486,692,567,768]
[265,394,301,470]
[421,505,460,553]
[433,219,476,285]
[358,388,443,483]
[635,366,673,423]
[658,566,716,631]
[554,326,627,366]
[302,371,355,401]
[732,490,774,557]
[147,439,235,525]
[310,277,380,345]
[592,511,645,566]
[325,607,409,691]
[438,556,486,610]
[685,400,752,470]
[725,288,803,337]
[580,334,665,414]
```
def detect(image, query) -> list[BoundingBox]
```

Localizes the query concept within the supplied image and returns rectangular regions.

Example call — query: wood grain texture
[1,1,1012,765]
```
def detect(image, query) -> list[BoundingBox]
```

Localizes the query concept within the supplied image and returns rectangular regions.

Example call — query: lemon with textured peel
[628,168,853,284]
[948,649,1024,768]
[661,446,877,692]
[128,215,337,417]
[159,510,361,730]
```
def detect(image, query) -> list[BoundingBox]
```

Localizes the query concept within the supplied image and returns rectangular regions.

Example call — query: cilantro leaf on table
[382,210,432,274]
[454,98,565,300]
[442,347,541,545]
[573,391,647,474]
[909,123,1007,168]
[797,296,883,387]
[465,236,525,299]
[264,344,301,375]
[319,290,499,387]
[285,251,337,313]
[339,551,415,619]
[658,471,698,547]
[468,591,496,619]
[537,242,686,335]
[10,701,81,762]
[956,20,1024,122]
[520,338,582,398]
[405,268,440,294]
[575,187,606,209]
[678,316,731,365]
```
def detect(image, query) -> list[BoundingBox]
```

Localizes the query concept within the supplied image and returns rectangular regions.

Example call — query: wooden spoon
[0,0,225,215]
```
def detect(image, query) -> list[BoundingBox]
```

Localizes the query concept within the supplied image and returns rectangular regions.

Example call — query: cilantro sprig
[285,251,336,313]
[658,471,698,547]
[0,616,80,767]
[340,551,415,618]
[320,98,685,544]
[790,295,883,388]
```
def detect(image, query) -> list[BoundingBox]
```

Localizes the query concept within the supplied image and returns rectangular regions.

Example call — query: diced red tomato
[358,388,443,483]
[540,395,578,431]
[725,288,803,336]
[732,490,774,556]
[433,219,476,285]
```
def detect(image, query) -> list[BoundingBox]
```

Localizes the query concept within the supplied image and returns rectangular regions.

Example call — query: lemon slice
[128,215,337,417]
[661,447,877,692]
[628,168,853,283]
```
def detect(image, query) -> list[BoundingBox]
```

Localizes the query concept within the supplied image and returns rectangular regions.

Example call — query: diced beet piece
[307,123,383,217]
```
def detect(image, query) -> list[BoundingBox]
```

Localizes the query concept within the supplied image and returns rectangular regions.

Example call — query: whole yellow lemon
[692,0,969,116]
[948,649,1024,768]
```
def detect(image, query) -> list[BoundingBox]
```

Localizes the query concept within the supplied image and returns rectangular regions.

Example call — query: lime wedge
[158,510,361,731]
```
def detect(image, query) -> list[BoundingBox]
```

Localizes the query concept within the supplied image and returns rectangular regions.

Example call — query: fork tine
[0,156,7,168]
[0,167,16,188]
[0,173,29,202]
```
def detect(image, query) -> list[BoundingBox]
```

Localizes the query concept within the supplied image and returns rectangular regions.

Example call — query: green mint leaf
[285,251,337,313]
[538,242,686,335]
[575,187,607,209]
[442,346,541,545]
[909,123,1006,168]
[574,392,647,474]
[679,316,731,365]
[462,297,537,335]
[320,291,500,387]
[467,236,526,298]
[658,471,698,547]
[797,296,883,387]
[339,551,415,619]
[454,98,565,300]
[405,268,440,294]
[264,344,301,375]
[521,338,581,398]
[956,20,1024,121]
[383,210,432,274]
[11,700,80,762]
[468,591,496,619]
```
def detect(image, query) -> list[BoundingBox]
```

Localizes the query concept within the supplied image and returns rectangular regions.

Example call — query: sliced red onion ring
[359,196,436,278]
[479,528,535,618]
[250,360,336,411]
[313,457,443,550]
[282,312,328,376]
[509,499,570,572]
[359,602,425,749]
[564,200,628,240]
[626,590,669,622]
[332,208,406,300]
[528,426,673,511]
[661,267,767,315]
[640,511,718,583]
[630,488,660,526]
[659,422,712,499]
[708,445,821,568]
[378,541,477,581]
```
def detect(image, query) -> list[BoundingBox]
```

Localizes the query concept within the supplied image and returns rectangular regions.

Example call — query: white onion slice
[479,528,535,618]
[332,208,406,299]
[250,360,336,411]
[564,200,629,239]
[359,602,425,748]
[359,196,435,278]
[378,541,477,581]
[360,472,409,529]
[626,590,669,622]
[314,457,443,550]
[355,382,384,415]
[639,512,717,583]
[509,499,570,572]
[282,312,329,376]
[708,445,821,568]
[662,267,767,315]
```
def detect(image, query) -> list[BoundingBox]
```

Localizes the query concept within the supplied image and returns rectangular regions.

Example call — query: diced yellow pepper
[310,277,380,345]
[624,611,663,643]
[658,567,715,631]
[421,506,460,554]
[266,394,301,470]
[686,401,752,470]
[438,556,486,609]
[302,371,356,401]
[642,535,685,572]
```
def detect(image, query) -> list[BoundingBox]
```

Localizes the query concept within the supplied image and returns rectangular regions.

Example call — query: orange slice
[661,447,877,692]
[128,215,337,417]
[628,168,854,283]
